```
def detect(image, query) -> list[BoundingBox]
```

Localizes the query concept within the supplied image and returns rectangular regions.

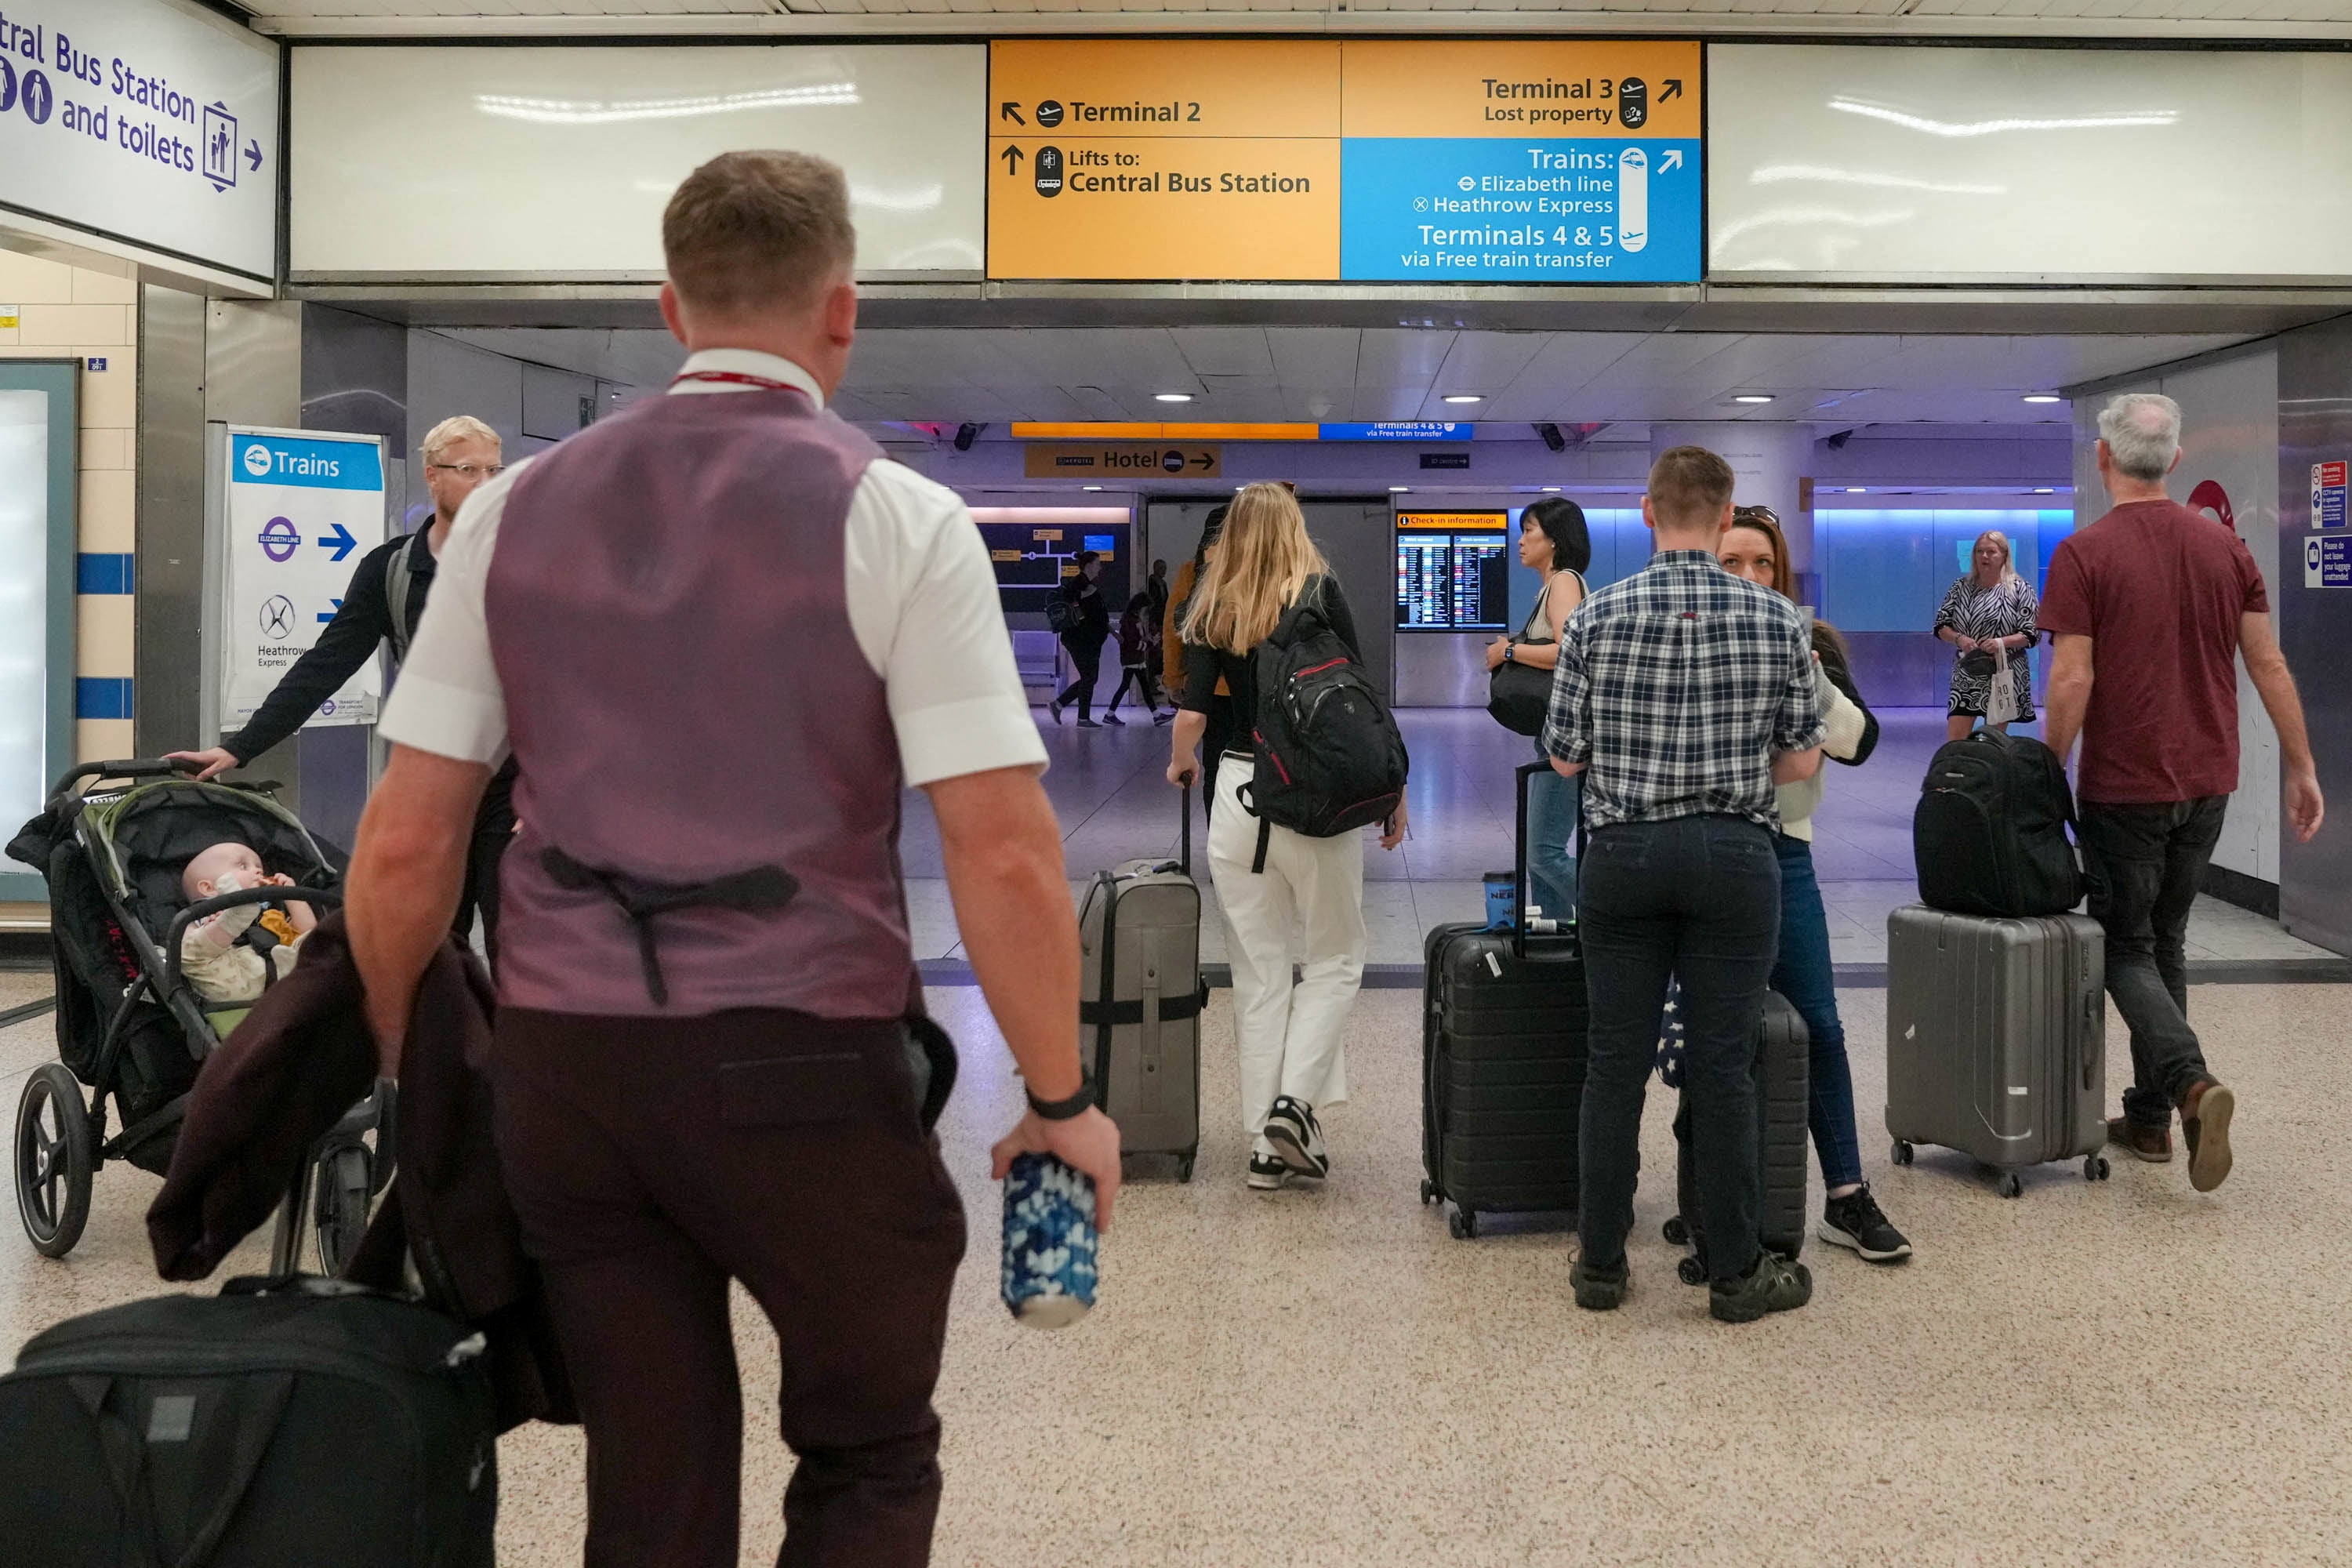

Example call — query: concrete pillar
[1649,422,1817,594]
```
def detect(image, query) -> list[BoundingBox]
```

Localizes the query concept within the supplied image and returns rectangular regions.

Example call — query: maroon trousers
[492,1007,967,1568]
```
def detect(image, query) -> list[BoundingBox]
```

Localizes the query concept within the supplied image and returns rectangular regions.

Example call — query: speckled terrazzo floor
[6,979,2348,1566]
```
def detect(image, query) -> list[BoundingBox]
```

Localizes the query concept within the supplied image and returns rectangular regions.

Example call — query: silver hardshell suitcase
[1885,905,2110,1197]
[1076,787,1206,1181]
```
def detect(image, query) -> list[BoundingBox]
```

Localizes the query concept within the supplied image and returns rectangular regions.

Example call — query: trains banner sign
[220,426,385,729]
[987,39,1700,284]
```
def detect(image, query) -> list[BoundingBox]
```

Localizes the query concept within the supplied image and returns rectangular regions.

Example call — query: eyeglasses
[429,462,505,481]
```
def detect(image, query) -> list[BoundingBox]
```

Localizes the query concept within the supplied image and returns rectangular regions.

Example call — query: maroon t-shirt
[2037,499,2268,805]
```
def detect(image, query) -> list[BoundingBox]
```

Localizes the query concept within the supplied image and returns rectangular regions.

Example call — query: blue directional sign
[231,434,386,492]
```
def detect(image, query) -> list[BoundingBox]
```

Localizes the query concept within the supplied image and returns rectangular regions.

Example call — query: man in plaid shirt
[1543,445,1825,1323]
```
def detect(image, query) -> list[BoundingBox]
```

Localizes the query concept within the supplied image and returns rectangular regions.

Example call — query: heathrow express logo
[242,443,274,477]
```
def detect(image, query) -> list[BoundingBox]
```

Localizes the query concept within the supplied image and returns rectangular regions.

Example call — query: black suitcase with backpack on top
[1421,762,1588,1240]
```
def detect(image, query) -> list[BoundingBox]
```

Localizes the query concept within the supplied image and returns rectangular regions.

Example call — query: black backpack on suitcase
[0,1276,498,1566]
[1243,579,1409,870]
[1913,728,2085,918]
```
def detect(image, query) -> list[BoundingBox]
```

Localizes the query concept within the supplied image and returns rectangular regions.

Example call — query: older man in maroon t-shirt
[2039,392,2325,1194]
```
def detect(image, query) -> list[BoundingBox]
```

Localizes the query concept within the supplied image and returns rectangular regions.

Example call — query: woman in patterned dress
[1934,529,2040,742]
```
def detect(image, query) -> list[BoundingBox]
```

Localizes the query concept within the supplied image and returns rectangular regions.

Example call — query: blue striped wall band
[75,677,132,720]
[75,553,135,594]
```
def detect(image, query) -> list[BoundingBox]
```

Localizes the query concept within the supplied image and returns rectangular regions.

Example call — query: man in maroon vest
[344,151,1120,1566]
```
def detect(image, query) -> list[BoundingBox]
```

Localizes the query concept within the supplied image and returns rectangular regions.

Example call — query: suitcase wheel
[1889,1139,1915,1168]
[1419,1178,1437,1207]
[1448,1207,1479,1241]
[1661,1215,1690,1247]
[1675,1255,1706,1287]
[1177,1154,1196,1185]
[1997,1172,2024,1200]
[2084,1155,2110,1182]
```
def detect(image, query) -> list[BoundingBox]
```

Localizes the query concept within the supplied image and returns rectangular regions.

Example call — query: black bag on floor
[0,1276,497,1566]
[1421,762,1587,1240]
[1666,990,1810,1283]
[1914,728,2085,917]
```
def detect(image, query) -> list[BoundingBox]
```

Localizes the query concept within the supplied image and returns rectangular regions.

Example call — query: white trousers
[1207,763,1368,1135]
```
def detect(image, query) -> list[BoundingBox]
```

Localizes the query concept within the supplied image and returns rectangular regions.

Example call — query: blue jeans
[1768,833,1864,1192]
[1578,815,1780,1284]
[1526,748,1580,923]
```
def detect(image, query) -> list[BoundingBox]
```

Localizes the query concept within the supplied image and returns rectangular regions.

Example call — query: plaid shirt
[1544,550,1824,832]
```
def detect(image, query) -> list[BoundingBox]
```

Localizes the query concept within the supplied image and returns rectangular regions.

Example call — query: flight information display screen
[1396,512,1510,630]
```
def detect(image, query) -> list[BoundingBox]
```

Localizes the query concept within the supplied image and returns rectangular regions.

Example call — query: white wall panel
[1711,46,2352,282]
[291,46,983,278]
[2071,347,2281,884]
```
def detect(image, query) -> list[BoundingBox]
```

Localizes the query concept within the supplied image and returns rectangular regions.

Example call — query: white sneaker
[1247,1135,1289,1190]
[1263,1097,1330,1179]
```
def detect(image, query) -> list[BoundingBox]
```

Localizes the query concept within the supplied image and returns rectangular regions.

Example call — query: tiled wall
[0,251,137,764]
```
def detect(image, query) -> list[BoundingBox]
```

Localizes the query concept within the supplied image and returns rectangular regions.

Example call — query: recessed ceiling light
[2022,394,2063,405]
[2034,486,2056,493]
[1733,394,1775,405]
[1083,485,1103,492]
[1541,486,1563,492]
[1846,487,1867,494]
[1155,392,1193,403]
[1442,394,1483,405]
[1389,485,1410,493]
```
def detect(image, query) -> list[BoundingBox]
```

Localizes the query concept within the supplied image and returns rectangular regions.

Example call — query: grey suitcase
[1885,905,2111,1198]
[1078,786,1206,1181]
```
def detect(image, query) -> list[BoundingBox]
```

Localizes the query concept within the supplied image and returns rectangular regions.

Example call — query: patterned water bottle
[1001,1152,1098,1329]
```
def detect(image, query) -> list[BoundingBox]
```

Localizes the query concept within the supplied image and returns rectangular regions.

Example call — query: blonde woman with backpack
[1167,483,1409,1190]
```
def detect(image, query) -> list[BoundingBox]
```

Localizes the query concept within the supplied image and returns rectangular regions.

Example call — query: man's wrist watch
[1026,1069,1097,1121]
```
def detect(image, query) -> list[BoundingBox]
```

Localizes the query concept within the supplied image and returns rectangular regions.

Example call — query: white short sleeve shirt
[379,350,1047,789]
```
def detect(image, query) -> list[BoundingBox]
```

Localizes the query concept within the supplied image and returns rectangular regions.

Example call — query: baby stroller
[4,759,390,1269]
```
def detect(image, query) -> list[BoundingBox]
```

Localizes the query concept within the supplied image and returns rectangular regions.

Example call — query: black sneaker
[1102,712,1126,726]
[1709,1250,1813,1323]
[1076,718,1102,730]
[1262,1096,1329,1178]
[1820,1184,1913,1264]
[1570,1255,1628,1312]
[1047,699,1065,726]
[1247,1151,1289,1191]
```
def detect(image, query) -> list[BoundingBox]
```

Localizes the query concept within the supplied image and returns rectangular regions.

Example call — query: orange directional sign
[1023,443,1224,478]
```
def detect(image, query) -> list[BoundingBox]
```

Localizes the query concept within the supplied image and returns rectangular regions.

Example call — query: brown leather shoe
[2180,1078,2235,1193]
[2107,1116,2172,1162]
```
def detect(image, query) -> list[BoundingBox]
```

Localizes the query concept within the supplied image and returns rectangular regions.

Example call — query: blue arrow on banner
[318,597,343,624]
[318,522,357,561]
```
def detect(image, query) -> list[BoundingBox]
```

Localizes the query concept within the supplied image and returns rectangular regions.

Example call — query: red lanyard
[669,370,811,395]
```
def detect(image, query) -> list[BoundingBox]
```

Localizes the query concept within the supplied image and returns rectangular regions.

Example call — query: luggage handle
[71,1368,298,1568]
[1513,761,1584,962]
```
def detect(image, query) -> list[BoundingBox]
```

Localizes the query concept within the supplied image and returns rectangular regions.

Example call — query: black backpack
[1240,581,1409,870]
[1045,593,1076,635]
[1914,728,2085,917]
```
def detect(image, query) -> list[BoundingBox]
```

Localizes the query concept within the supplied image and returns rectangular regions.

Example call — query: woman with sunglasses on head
[1486,496,1589,922]
[1715,506,1913,1263]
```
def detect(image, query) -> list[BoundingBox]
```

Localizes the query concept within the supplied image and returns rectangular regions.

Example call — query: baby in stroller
[179,841,319,1004]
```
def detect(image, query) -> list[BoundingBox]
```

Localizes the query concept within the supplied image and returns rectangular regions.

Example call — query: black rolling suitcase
[0,1276,498,1566]
[1664,989,1811,1283]
[1421,762,1588,1240]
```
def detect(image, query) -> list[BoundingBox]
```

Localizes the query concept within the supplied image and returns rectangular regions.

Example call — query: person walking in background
[1103,587,1168,725]
[1934,530,2040,741]
[1167,483,1406,1191]
[1163,506,1232,813]
[1715,506,1913,1263]
[2041,392,2325,1194]
[1048,550,1112,728]
[1146,556,1171,631]
[1486,495,1588,923]
[169,413,520,967]
[342,151,1119,1567]
[1547,447,1823,1323]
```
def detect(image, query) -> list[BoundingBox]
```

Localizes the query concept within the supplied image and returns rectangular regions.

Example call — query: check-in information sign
[988,39,1700,283]
[222,428,386,729]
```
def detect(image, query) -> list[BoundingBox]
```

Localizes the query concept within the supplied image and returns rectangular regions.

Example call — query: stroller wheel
[16,1065,93,1258]
[314,1142,374,1276]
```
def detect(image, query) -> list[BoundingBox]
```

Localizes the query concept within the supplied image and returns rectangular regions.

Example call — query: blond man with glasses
[172,413,521,965]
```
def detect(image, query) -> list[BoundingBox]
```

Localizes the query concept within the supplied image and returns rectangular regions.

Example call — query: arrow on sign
[1660,150,1685,173]
[1661,79,1684,102]
[317,597,342,624]
[1000,145,1025,175]
[1000,101,1025,125]
[245,139,263,172]
[1189,452,1214,471]
[317,522,357,562]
